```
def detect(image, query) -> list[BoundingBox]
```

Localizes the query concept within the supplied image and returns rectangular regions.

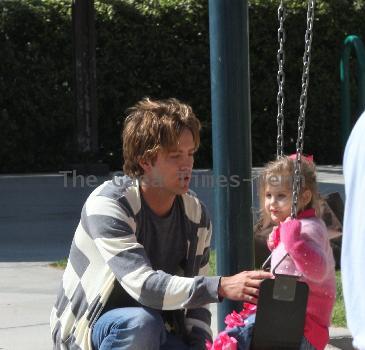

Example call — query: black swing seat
[250,275,309,350]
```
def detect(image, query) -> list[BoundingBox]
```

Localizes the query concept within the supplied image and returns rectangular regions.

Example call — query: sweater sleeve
[267,225,280,251]
[185,219,215,348]
[84,194,220,311]
[280,219,329,282]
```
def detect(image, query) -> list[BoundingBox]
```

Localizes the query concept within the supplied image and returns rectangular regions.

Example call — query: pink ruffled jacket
[268,215,336,350]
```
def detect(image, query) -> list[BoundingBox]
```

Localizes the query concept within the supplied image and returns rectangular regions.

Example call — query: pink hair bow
[289,153,314,163]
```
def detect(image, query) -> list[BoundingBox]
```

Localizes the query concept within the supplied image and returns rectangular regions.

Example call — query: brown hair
[122,97,201,177]
[258,156,319,228]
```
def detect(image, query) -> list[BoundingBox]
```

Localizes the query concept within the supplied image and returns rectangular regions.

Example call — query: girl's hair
[122,97,201,177]
[257,156,319,229]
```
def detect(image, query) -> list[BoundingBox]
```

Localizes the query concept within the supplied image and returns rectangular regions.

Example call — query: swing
[250,1,316,349]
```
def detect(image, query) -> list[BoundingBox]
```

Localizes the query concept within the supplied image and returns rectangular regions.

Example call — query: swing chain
[276,0,286,158]
[291,0,316,218]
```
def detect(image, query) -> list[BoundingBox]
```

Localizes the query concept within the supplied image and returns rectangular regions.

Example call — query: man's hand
[218,270,273,304]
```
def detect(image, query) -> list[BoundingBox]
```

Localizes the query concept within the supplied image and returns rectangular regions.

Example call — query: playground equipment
[209,0,316,346]
[209,0,253,329]
[251,1,315,349]
[340,35,365,149]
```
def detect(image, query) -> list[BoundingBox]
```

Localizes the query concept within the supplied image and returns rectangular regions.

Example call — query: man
[50,98,271,349]
[342,111,365,350]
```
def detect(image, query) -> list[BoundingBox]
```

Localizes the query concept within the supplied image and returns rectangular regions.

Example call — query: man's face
[143,128,195,195]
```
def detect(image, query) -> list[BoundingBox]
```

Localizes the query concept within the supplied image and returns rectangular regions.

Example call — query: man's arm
[84,194,220,310]
[85,193,271,339]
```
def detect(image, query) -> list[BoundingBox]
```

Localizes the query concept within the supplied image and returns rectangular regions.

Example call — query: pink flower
[242,302,256,313]
[207,332,238,350]
[239,302,257,319]
[224,310,245,329]
[209,303,257,350]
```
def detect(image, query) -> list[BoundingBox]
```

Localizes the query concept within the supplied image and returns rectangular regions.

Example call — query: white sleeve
[342,111,365,350]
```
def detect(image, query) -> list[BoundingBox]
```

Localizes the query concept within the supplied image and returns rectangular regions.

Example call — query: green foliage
[0,0,74,172]
[332,270,347,327]
[249,0,365,164]
[93,0,211,169]
[1,0,365,172]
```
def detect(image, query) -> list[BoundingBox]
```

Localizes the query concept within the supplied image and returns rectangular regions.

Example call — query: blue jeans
[91,307,190,350]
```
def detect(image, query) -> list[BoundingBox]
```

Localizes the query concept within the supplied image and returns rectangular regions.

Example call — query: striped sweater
[50,176,220,349]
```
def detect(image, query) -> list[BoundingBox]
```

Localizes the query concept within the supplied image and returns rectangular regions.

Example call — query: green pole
[340,35,365,148]
[209,0,254,331]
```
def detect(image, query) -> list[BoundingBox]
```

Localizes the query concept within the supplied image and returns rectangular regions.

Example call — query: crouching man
[50,97,271,350]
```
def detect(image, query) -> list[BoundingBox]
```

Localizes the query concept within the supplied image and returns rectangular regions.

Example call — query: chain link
[276,0,286,158]
[291,0,316,218]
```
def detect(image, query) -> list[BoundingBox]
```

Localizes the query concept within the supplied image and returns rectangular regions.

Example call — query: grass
[208,251,347,327]
[332,270,347,327]
[51,251,347,327]
[209,250,217,276]
[50,257,68,269]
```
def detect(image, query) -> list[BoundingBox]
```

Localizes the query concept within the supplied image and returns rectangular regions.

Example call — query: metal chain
[291,0,316,218]
[276,0,286,158]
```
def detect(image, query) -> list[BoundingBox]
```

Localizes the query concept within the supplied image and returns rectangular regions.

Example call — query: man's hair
[122,97,201,177]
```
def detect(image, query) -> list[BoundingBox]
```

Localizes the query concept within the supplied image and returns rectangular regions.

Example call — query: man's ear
[302,189,312,207]
[139,158,152,173]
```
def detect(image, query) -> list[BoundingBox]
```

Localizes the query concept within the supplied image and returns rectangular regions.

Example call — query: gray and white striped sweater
[50,176,220,349]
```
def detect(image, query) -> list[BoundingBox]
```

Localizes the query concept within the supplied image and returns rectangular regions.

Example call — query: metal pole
[340,35,365,149]
[72,0,98,155]
[209,0,253,331]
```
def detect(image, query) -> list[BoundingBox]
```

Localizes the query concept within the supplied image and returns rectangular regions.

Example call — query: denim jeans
[91,307,190,350]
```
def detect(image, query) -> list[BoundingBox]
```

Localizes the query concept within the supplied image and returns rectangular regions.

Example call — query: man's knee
[92,307,166,349]
[115,307,166,348]
[130,307,165,335]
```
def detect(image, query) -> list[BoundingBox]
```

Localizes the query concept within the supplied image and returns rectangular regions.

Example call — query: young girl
[208,155,336,350]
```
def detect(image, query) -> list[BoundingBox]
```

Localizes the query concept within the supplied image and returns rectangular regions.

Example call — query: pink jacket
[268,214,336,350]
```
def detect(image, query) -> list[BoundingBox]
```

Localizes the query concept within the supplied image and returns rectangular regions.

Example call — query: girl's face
[264,183,292,224]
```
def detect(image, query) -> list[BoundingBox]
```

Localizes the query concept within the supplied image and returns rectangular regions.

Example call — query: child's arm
[279,219,328,282]
[267,226,279,251]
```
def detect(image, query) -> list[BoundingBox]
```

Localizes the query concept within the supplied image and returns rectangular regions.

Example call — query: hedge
[1,0,365,172]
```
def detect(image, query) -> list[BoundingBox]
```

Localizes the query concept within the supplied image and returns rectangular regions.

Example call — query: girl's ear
[302,189,312,207]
